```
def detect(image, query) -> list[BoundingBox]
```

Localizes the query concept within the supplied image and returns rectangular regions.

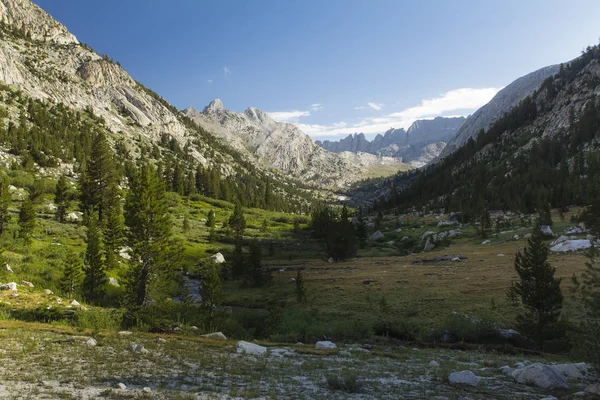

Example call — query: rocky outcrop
[440,64,560,159]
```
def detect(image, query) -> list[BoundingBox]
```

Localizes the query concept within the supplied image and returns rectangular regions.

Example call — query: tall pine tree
[18,197,36,244]
[54,175,70,223]
[0,175,11,235]
[82,210,106,304]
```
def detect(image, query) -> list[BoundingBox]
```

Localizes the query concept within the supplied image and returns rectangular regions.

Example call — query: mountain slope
[316,116,465,165]
[439,64,560,159]
[185,101,408,187]
[373,45,600,213]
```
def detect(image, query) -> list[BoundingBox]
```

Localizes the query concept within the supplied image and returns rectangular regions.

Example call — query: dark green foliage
[82,211,106,304]
[17,197,35,244]
[60,250,83,298]
[513,226,564,350]
[295,269,307,304]
[326,370,362,393]
[477,208,491,239]
[355,206,367,244]
[311,204,357,260]
[206,209,216,227]
[202,264,223,331]
[124,164,175,310]
[54,175,69,223]
[182,216,190,233]
[582,183,600,236]
[103,197,124,271]
[539,203,553,227]
[246,239,270,287]
[228,201,246,239]
[0,175,11,235]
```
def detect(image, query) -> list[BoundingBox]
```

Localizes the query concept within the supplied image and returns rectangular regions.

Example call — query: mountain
[184,101,407,187]
[315,116,465,166]
[370,45,600,213]
[439,64,560,159]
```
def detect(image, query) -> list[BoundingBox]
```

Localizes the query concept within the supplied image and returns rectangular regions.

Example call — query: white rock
[0,282,17,291]
[524,233,532,239]
[500,365,513,374]
[56,298,62,305]
[511,363,568,389]
[429,360,440,367]
[210,252,225,264]
[550,239,591,253]
[513,234,520,240]
[497,253,505,257]
[551,362,588,379]
[328,257,334,263]
[424,238,435,251]
[448,370,481,386]
[44,289,53,295]
[70,300,81,307]
[117,383,127,390]
[108,277,120,287]
[66,212,79,222]
[119,246,132,260]
[437,220,457,227]
[4,264,12,273]
[127,344,148,354]
[47,203,57,211]
[481,240,491,245]
[8,185,17,191]
[82,337,97,346]
[565,227,583,235]
[539,225,554,236]
[201,332,227,340]
[387,241,395,245]
[401,236,410,241]
[421,231,436,240]
[21,280,34,288]
[370,231,384,240]
[549,235,569,247]
[143,387,152,393]
[237,341,267,355]
[315,341,337,350]
[155,338,166,343]
[395,228,403,232]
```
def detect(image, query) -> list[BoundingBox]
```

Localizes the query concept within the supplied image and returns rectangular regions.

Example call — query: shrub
[326,369,362,393]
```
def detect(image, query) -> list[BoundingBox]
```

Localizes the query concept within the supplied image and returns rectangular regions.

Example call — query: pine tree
[182,216,190,233]
[513,226,564,350]
[229,201,246,239]
[539,202,553,227]
[54,175,70,223]
[355,206,367,244]
[295,269,307,304]
[206,210,216,227]
[582,183,600,236]
[124,164,174,309]
[478,208,491,239]
[0,175,11,235]
[202,264,223,331]
[103,197,123,271]
[247,239,269,287]
[18,197,36,244]
[82,211,106,304]
[60,250,83,298]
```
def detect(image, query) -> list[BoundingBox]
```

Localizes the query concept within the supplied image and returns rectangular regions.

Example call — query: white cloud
[367,102,384,110]
[207,79,213,84]
[268,110,311,123]
[223,66,231,76]
[311,103,323,111]
[298,87,501,138]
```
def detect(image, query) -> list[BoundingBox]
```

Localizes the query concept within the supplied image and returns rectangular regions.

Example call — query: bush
[373,319,422,341]
[438,313,498,343]
[73,308,124,332]
[326,369,362,393]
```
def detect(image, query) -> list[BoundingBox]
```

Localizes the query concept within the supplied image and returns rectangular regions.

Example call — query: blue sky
[34,0,600,140]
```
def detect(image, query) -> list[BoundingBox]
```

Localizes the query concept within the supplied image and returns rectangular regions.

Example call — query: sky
[34,0,600,141]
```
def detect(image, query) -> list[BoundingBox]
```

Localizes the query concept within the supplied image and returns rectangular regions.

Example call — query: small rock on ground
[448,370,481,386]
[315,341,337,350]
[201,332,227,340]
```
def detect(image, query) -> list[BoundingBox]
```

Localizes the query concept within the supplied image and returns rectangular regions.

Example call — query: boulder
[524,233,532,239]
[155,338,166,343]
[44,289,53,295]
[424,237,435,251]
[401,236,410,241]
[108,277,120,287]
[315,340,337,350]
[497,253,505,257]
[549,235,569,247]
[82,338,97,347]
[70,300,81,307]
[117,383,127,390]
[201,332,227,340]
[236,341,267,355]
[143,387,152,393]
[448,370,481,386]
[565,227,584,235]
[429,360,440,367]
[513,234,520,240]
[511,363,568,389]
[328,257,334,263]
[47,203,57,211]
[0,282,17,291]
[585,383,600,395]
[118,331,133,336]
[421,231,436,240]
[395,228,403,232]
[119,246,132,260]
[370,231,384,241]
[127,344,148,354]
[497,328,520,339]
[539,225,554,236]
[21,280,34,288]
[387,241,395,245]
[210,252,225,264]
[66,212,79,222]
[550,239,591,253]
[551,362,588,379]
[500,365,513,375]
[481,240,491,245]
[438,220,458,227]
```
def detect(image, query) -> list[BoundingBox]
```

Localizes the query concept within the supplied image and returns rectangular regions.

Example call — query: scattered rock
[82,338,97,346]
[4,264,12,273]
[429,360,440,367]
[424,237,435,251]
[201,332,227,340]
[513,234,520,240]
[119,246,132,260]
[539,225,555,236]
[0,282,17,291]
[66,212,79,222]
[108,277,120,287]
[481,240,491,245]
[497,328,520,339]
[70,300,81,307]
[401,236,410,241]
[524,233,532,239]
[127,344,148,354]
[191,325,198,330]
[210,252,225,264]
[143,387,152,393]
[387,241,395,245]
[497,253,505,257]
[47,203,57,211]
[500,365,513,375]
[511,363,568,389]
[514,362,526,369]
[237,341,267,355]
[315,341,337,350]
[42,380,60,388]
[448,370,481,386]
[551,362,588,379]
[421,231,436,240]
[550,239,591,253]
[438,220,458,227]
[44,289,53,295]
[117,383,127,390]
[370,231,384,241]
[21,280,34,288]
[565,227,584,235]
[550,235,569,247]
[585,383,600,395]
[395,227,403,232]
[155,338,166,343]
[56,298,62,305]
[328,257,334,263]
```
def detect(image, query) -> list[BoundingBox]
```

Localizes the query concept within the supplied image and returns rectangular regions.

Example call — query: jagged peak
[243,106,273,125]
[203,99,224,114]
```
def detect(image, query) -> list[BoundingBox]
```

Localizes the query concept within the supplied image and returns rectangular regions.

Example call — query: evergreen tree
[206,210,216,228]
[326,205,357,260]
[295,269,307,304]
[513,226,564,350]
[182,216,190,233]
[0,175,11,235]
[208,227,217,243]
[80,131,119,223]
[54,175,70,223]
[229,201,246,239]
[477,208,491,239]
[355,206,368,244]
[103,198,124,271]
[582,183,600,236]
[247,239,269,287]
[539,202,553,227]
[60,250,83,298]
[124,164,174,309]
[18,197,35,244]
[202,264,223,331]
[82,211,106,304]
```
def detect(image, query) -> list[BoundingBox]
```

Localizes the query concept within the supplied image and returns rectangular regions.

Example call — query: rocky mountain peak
[243,106,274,126]
[203,98,225,114]
[1,0,78,45]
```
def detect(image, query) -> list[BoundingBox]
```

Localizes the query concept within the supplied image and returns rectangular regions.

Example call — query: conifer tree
[18,197,35,244]
[206,210,216,227]
[539,202,553,227]
[513,225,564,350]
[82,210,106,304]
[182,216,190,233]
[295,269,307,304]
[202,264,223,331]
[478,208,491,239]
[103,197,123,271]
[247,239,269,287]
[355,206,367,244]
[54,175,70,223]
[229,201,246,239]
[0,175,11,235]
[124,164,174,309]
[60,250,83,298]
